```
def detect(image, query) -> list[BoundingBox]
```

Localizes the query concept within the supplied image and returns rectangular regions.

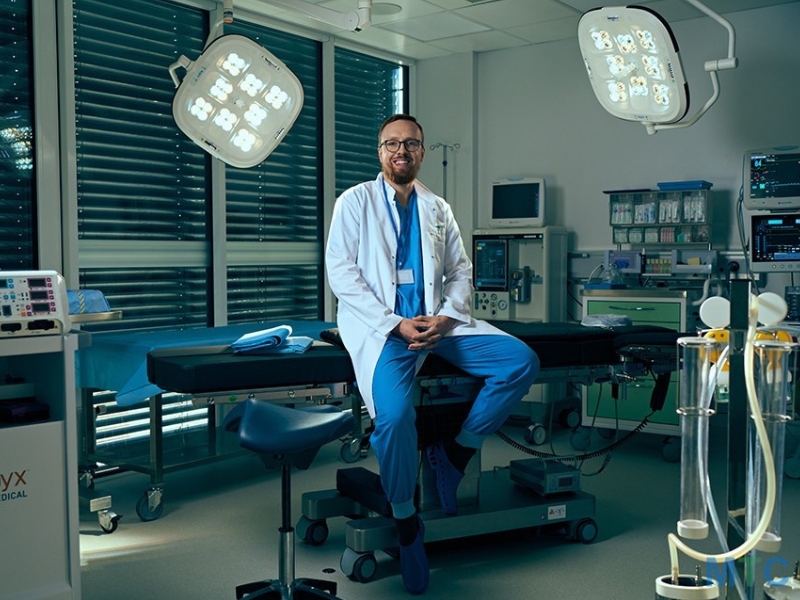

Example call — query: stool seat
[224,400,354,456]
[222,399,355,600]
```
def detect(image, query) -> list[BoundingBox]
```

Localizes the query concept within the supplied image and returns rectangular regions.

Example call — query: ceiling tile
[230,0,797,59]
[319,0,444,22]
[506,15,582,45]
[455,0,578,29]
[379,11,491,41]
[428,29,531,53]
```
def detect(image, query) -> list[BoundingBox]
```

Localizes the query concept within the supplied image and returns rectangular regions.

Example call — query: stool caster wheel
[525,424,547,445]
[98,509,122,534]
[296,516,329,546]
[341,548,377,583]
[136,488,164,522]
[570,427,591,451]
[570,518,598,544]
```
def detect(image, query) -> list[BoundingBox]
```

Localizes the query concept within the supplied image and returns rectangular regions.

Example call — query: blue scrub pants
[370,334,540,519]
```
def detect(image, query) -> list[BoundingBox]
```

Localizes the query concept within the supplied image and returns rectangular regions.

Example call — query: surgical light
[169,34,304,169]
[578,1,738,135]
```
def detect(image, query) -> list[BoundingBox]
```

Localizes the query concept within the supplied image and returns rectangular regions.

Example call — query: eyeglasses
[379,138,422,153]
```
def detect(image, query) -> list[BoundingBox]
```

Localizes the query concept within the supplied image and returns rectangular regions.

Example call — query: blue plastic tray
[657,180,713,191]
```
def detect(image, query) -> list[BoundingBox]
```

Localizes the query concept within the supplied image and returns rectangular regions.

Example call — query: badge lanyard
[381,180,416,269]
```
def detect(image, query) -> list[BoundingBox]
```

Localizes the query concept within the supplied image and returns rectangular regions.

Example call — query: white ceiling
[233,0,798,60]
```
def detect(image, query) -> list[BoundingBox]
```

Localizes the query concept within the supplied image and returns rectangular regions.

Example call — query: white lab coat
[326,174,507,417]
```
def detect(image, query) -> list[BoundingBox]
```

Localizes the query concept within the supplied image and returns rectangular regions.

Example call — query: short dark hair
[378,114,424,144]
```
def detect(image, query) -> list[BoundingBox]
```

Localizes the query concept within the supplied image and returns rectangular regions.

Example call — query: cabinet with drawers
[581,290,686,436]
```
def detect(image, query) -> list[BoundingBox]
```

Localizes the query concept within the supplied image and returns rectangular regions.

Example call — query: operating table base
[298,467,598,583]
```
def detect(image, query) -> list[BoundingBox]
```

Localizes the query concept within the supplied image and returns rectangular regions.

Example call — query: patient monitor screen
[751,212,800,271]
[474,238,508,291]
[749,151,800,200]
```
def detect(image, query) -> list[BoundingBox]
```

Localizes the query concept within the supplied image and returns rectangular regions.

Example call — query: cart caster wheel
[98,510,122,534]
[785,456,800,479]
[136,488,164,522]
[79,471,95,490]
[341,548,377,583]
[661,436,681,463]
[297,516,329,546]
[570,427,591,451]
[572,518,598,544]
[340,438,364,463]
[559,408,581,429]
[525,423,547,445]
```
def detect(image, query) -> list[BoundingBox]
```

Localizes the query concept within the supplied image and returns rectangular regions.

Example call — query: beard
[382,154,420,185]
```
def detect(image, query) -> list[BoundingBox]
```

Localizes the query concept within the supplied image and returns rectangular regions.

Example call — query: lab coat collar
[376,173,439,207]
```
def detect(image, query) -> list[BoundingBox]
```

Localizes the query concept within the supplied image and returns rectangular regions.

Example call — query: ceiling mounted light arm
[645,0,737,134]
[578,0,738,135]
[261,0,373,32]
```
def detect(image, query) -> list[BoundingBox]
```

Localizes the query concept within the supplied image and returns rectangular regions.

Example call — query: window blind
[0,0,36,270]
[334,47,408,196]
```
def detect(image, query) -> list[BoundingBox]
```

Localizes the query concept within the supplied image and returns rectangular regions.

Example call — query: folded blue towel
[68,289,111,314]
[236,335,315,355]
[231,325,314,354]
[231,325,292,351]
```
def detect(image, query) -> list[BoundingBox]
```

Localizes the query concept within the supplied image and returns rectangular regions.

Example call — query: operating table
[139,318,680,577]
[78,318,679,531]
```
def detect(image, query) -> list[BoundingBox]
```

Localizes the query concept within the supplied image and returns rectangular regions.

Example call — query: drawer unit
[582,291,686,436]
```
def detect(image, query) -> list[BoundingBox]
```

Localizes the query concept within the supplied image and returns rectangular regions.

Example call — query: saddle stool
[224,399,355,599]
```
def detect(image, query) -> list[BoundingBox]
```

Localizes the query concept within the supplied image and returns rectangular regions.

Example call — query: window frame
[54,0,413,327]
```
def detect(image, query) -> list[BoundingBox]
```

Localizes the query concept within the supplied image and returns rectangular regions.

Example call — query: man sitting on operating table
[325,114,540,595]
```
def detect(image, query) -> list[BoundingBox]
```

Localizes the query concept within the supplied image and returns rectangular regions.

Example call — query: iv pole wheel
[525,423,547,445]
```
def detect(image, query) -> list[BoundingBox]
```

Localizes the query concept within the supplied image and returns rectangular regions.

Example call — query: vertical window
[0,0,36,270]
[73,0,210,330]
[334,47,407,195]
[223,21,323,324]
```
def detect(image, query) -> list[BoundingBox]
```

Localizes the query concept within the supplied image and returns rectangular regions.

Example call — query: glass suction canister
[747,338,797,553]
[677,336,719,540]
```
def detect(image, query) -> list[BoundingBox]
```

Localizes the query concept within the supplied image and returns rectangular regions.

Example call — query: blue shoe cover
[425,441,463,516]
[399,516,429,595]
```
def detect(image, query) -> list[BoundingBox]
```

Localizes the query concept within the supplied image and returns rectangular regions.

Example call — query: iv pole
[429,142,460,199]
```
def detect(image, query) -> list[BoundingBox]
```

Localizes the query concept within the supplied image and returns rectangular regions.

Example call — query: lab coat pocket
[429,225,446,246]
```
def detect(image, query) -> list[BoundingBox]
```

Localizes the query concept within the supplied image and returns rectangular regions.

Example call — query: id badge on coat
[397,269,415,285]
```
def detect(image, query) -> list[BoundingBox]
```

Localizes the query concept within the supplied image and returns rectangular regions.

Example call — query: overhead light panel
[578,1,738,134]
[169,33,304,169]
[168,1,373,167]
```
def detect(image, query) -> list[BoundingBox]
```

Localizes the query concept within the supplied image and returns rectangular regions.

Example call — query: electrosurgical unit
[0,270,70,337]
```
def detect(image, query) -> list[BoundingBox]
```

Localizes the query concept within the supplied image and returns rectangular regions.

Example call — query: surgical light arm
[256,0,373,32]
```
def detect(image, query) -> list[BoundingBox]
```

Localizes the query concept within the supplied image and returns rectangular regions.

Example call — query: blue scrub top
[385,186,425,319]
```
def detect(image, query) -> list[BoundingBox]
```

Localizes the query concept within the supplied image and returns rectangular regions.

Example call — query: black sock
[443,439,476,474]
[395,514,419,547]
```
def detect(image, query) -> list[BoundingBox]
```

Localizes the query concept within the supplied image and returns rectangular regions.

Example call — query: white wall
[415,52,478,238]
[417,2,800,292]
